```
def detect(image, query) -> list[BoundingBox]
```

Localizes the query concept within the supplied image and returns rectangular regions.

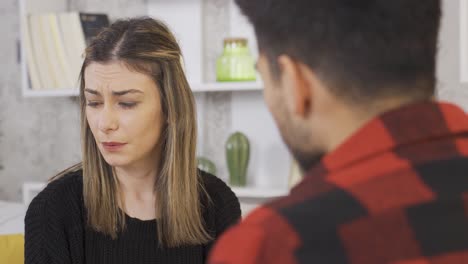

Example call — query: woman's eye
[86,101,102,108]
[119,102,138,109]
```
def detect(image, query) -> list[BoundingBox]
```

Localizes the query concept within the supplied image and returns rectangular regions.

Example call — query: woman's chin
[102,156,130,167]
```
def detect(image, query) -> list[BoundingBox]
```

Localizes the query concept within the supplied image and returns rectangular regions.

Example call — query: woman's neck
[115,165,157,197]
[114,164,159,220]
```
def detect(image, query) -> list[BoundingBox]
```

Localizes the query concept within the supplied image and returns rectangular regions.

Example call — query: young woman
[25,17,241,264]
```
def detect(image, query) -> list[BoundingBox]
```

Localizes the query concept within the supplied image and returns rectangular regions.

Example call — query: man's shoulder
[243,185,362,235]
[208,204,302,264]
[209,183,364,262]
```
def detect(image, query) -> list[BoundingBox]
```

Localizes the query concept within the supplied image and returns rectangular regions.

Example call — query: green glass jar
[216,38,256,82]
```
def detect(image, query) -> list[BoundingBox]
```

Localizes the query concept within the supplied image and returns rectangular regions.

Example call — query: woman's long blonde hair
[57,17,211,247]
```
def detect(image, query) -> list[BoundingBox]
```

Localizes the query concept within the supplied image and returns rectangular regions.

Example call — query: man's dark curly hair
[236,0,441,103]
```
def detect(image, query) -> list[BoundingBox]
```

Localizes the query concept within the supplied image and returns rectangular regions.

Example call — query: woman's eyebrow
[112,89,144,96]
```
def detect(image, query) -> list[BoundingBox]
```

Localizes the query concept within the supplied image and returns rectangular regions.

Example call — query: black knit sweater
[24,169,241,264]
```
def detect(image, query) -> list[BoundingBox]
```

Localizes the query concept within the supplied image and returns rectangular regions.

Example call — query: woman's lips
[102,142,127,151]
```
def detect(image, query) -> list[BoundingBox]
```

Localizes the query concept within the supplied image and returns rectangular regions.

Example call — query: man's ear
[277,55,312,119]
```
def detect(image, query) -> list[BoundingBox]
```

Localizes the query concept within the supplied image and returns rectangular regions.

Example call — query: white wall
[437,0,468,109]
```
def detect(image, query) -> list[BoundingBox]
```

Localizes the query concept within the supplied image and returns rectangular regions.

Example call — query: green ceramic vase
[216,38,256,82]
[225,132,250,186]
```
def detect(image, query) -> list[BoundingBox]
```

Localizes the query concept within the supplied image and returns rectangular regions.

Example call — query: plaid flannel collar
[303,101,468,179]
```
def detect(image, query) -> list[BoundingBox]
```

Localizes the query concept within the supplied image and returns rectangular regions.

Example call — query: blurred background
[0,0,467,216]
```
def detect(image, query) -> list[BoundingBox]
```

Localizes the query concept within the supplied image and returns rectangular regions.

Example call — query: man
[209,1,468,263]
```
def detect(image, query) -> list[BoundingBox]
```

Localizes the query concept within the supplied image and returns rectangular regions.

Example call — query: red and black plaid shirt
[209,101,468,264]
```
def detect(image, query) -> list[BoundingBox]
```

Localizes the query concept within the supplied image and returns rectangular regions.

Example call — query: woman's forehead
[85,62,156,91]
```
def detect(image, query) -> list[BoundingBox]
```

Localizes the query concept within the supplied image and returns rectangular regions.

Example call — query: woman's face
[84,61,164,169]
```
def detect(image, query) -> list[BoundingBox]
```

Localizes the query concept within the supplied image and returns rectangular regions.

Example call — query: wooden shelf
[230,186,289,198]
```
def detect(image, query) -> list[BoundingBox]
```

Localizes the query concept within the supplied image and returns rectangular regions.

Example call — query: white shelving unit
[21,81,263,97]
[19,0,290,201]
[231,186,288,198]
[19,0,263,97]
[191,81,263,92]
[23,88,80,97]
[22,181,287,206]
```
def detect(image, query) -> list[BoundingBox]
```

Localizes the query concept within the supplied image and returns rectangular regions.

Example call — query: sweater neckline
[125,213,156,224]
[121,209,158,224]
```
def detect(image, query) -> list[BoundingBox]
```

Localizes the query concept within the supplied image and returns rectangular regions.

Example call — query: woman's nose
[98,105,119,133]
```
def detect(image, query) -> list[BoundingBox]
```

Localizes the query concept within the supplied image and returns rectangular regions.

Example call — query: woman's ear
[277,55,312,119]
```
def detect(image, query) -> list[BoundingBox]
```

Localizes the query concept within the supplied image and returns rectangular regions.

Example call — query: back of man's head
[236,0,441,103]
[236,0,442,171]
